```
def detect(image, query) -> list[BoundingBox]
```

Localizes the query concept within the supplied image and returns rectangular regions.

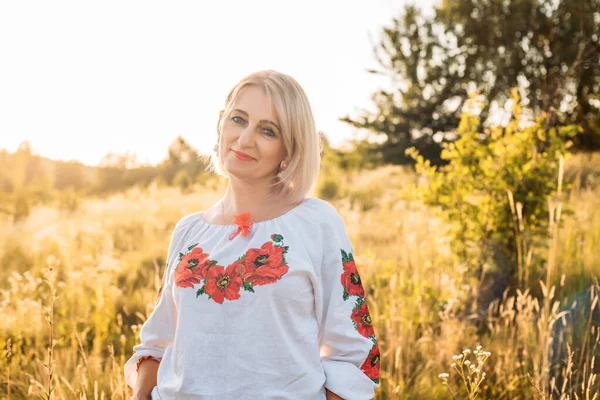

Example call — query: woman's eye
[232,116,244,124]
[263,129,276,137]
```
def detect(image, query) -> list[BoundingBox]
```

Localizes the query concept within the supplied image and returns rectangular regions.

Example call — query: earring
[213,144,219,152]
[279,160,287,170]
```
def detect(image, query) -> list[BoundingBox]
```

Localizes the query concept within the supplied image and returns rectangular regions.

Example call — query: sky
[0,0,439,166]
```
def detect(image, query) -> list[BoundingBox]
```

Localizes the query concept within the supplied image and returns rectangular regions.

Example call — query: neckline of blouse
[197,197,312,228]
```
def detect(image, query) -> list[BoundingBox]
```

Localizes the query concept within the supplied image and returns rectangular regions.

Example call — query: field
[0,153,598,399]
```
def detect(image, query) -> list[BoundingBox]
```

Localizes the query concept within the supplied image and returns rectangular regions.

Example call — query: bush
[348,183,382,212]
[404,89,581,290]
[173,170,192,192]
[317,177,340,200]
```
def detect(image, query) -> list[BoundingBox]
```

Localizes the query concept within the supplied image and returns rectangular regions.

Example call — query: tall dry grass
[0,153,598,398]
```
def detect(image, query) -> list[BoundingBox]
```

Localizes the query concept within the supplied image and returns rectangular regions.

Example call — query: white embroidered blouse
[124,197,380,400]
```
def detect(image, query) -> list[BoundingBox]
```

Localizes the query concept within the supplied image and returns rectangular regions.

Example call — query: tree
[99,151,139,169]
[441,0,600,148]
[54,161,87,191]
[161,136,208,185]
[343,0,600,165]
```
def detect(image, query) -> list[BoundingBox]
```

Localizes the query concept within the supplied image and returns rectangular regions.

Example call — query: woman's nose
[237,125,255,148]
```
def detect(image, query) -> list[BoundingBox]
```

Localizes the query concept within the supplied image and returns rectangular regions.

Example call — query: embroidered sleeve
[123,214,195,388]
[318,210,380,400]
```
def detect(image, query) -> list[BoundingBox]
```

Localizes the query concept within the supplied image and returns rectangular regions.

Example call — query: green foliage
[403,90,581,288]
[342,5,463,165]
[316,134,384,202]
[441,0,600,151]
[343,0,600,165]
[316,137,346,200]
[348,183,382,212]
[317,177,341,201]
[0,137,217,221]
[162,136,209,185]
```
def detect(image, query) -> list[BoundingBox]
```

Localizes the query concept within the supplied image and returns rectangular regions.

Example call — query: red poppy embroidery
[240,242,289,286]
[174,246,213,288]
[360,343,380,383]
[340,250,365,300]
[177,234,290,304]
[339,248,379,383]
[204,263,243,304]
[351,300,375,338]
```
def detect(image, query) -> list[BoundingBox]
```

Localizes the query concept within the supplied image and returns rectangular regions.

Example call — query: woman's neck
[220,179,289,224]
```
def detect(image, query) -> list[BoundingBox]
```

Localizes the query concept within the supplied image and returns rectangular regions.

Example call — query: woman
[124,70,380,400]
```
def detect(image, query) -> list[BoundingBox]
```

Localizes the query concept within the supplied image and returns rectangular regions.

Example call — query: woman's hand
[132,359,159,399]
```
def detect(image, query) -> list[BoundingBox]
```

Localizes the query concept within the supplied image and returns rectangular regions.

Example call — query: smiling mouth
[232,150,254,160]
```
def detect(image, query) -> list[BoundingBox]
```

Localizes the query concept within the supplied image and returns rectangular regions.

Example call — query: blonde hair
[208,70,322,203]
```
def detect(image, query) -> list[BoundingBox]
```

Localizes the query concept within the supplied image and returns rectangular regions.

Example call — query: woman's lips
[232,150,254,161]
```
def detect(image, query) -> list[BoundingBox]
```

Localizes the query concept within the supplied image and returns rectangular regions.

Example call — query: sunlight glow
[0,0,439,166]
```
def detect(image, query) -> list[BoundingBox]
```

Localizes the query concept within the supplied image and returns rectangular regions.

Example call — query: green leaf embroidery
[196,285,206,298]
[243,282,255,293]
[271,234,283,243]
[353,297,366,310]
[341,249,354,263]
[342,287,350,301]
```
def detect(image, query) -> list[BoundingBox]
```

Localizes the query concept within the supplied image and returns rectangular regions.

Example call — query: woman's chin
[223,165,254,180]
[224,166,280,184]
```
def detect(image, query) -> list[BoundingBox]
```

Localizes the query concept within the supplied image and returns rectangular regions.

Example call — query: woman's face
[219,85,286,183]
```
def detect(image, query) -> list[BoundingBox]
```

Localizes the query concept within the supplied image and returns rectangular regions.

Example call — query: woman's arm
[132,359,159,399]
[326,388,344,400]
[316,205,380,399]
[124,214,197,391]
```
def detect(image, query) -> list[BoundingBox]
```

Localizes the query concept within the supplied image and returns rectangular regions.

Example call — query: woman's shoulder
[300,198,352,253]
[307,196,342,215]
[301,197,347,229]
[170,211,202,239]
